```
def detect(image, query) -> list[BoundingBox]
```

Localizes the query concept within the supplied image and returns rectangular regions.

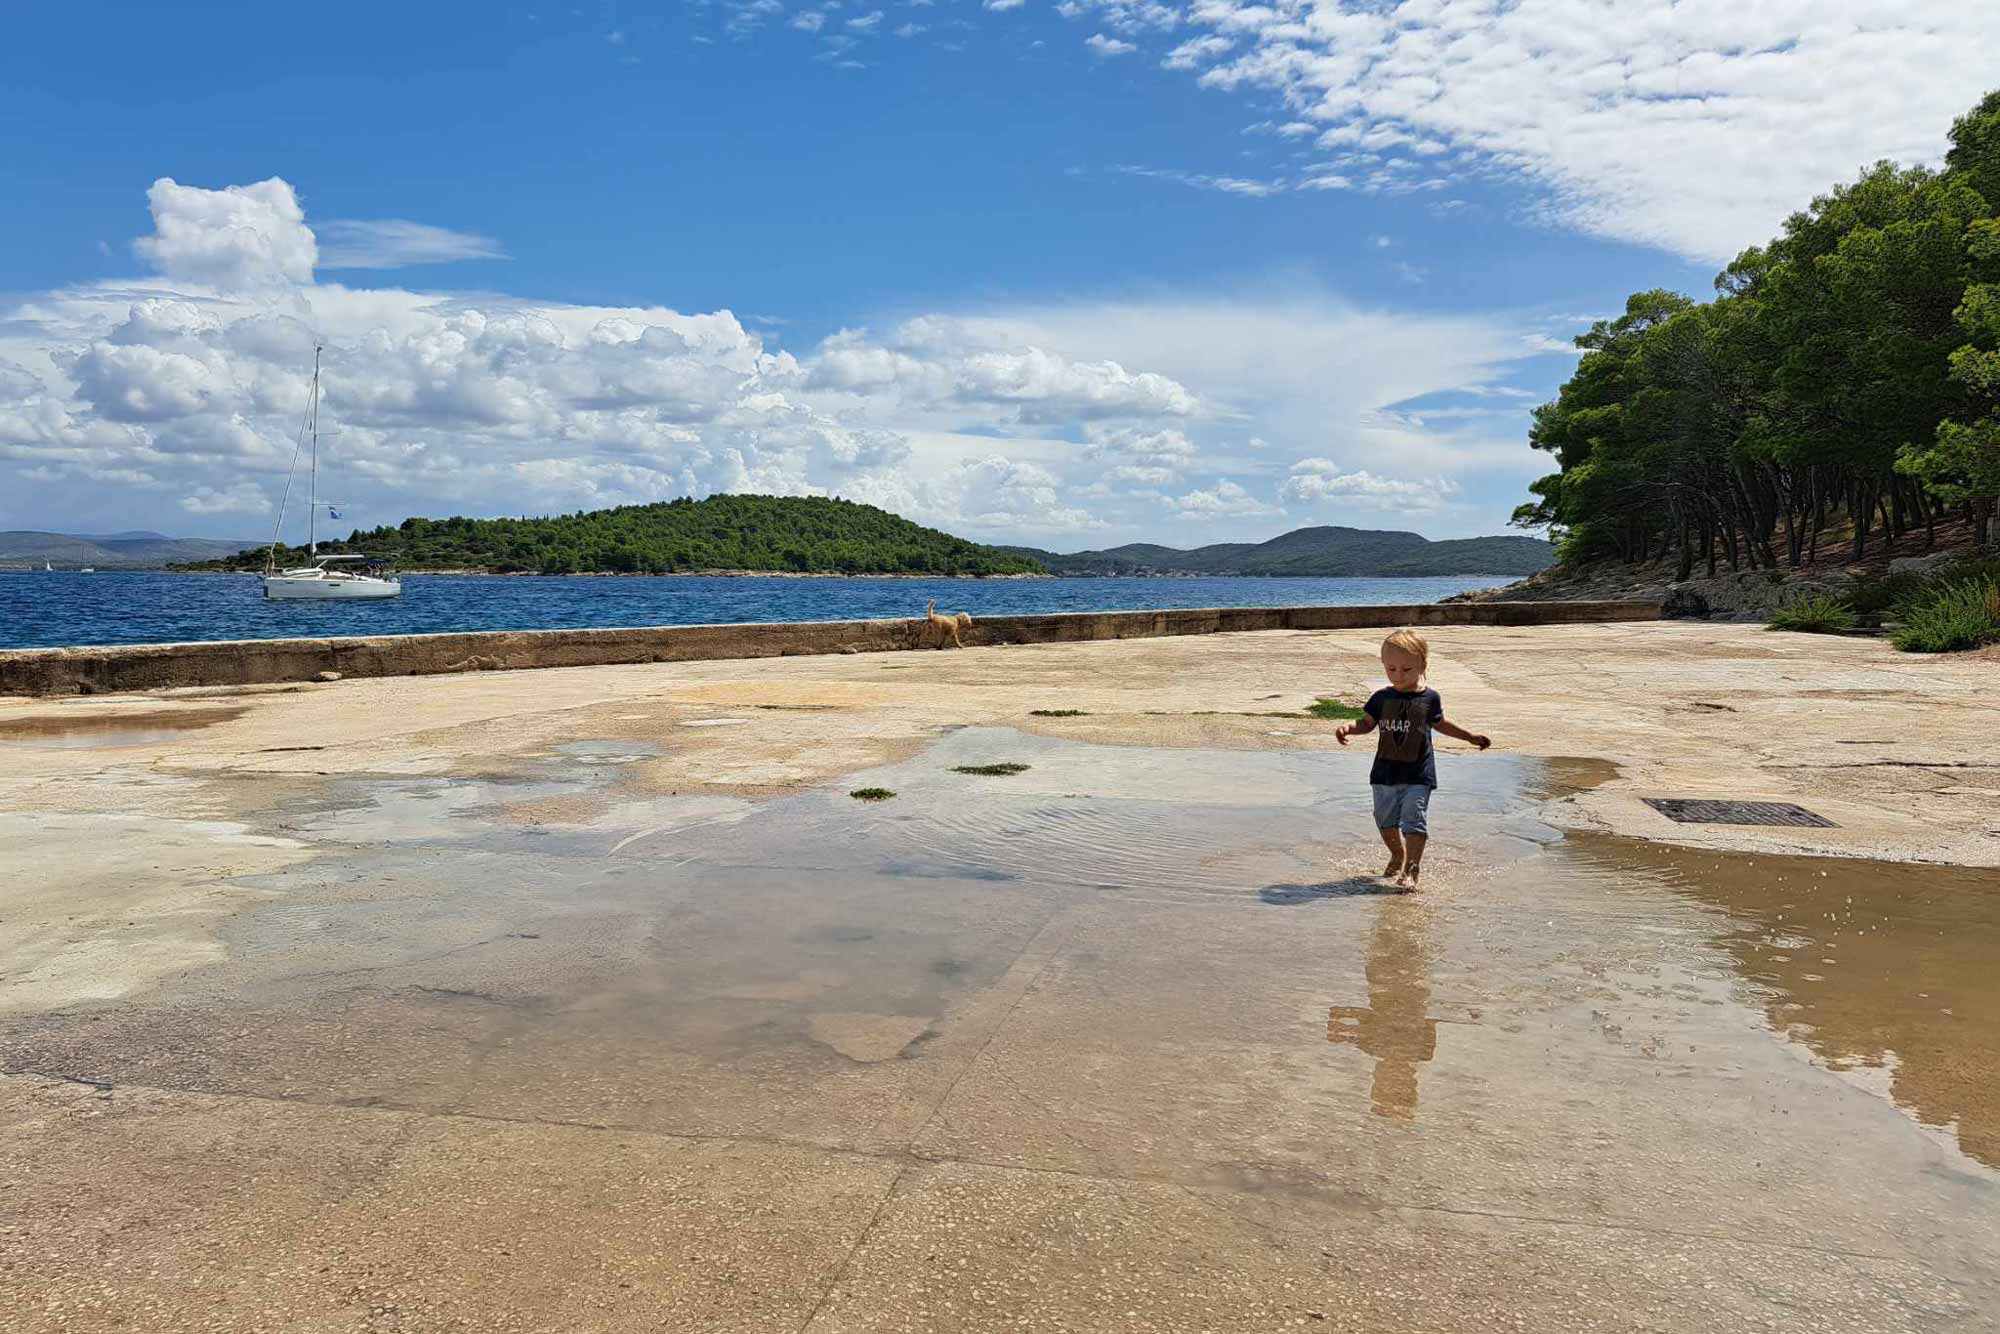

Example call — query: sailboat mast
[307,345,320,558]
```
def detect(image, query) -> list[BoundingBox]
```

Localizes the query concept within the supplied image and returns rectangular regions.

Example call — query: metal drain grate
[1642,798,1836,828]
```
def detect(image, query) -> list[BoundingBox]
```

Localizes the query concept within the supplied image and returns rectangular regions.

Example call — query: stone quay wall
[0,600,1661,697]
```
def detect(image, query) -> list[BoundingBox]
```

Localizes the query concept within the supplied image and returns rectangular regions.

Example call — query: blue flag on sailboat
[329,507,341,519]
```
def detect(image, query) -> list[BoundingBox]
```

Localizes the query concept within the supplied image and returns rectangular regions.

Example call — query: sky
[2,2,1995,551]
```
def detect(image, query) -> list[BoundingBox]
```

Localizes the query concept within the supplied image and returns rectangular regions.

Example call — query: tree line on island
[1514,91,2000,573]
[195,495,1046,577]
[176,495,1553,579]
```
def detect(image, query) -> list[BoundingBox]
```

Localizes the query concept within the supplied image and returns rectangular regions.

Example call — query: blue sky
[2,2,1992,547]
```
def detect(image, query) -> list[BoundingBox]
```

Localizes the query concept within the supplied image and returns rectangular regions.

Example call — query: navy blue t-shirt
[1364,687,1442,788]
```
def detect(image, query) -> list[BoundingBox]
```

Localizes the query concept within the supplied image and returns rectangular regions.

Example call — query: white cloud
[790,11,828,30]
[726,0,785,36]
[1060,0,1179,34]
[1085,422,1196,469]
[1168,478,1279,519]
[805,318,1201,424]
[847,9,884,31]
[1085,33,1137,57]
[132,178,316,288]
[1161,2,2000,261]
[0,176,1567,543]
[1280,459,1458,512]
[180,481,273,515]
[985,0,1026,10]
[1115,165,1283,197]
[1164,34,1232,69]
[316,220,506,270]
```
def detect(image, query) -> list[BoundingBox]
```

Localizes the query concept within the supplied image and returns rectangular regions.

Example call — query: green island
[178,495,1046,578]
[1512,92,2000,651]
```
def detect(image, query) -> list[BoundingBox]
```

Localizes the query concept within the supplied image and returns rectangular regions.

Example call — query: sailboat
[263,345,401,601]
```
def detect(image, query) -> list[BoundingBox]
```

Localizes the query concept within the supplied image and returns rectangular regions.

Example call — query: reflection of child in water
[1334,629,1490,888]
[1327,906,1437,1120]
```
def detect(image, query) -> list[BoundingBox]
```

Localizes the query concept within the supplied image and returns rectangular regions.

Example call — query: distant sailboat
[43,561,52,572]
[262,345,401,601]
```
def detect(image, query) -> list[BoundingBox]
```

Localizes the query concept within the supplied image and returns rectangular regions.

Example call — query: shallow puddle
[0,707,244,749]
[7,729,1995,1192]
[1561,833,2000,1167]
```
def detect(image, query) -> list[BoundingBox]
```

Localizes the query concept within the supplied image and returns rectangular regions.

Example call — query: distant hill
[176,495,1046,577]
[0,531,263,569]
[1002,526,1554,577]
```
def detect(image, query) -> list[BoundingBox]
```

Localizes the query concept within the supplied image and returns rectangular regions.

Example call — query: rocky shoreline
[1452,546,1981,622]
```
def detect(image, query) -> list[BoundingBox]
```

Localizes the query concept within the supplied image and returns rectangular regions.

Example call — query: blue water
[0,571,1518,650]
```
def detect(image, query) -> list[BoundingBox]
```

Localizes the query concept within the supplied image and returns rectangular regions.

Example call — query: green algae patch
[850,787,897,801]
[952,763,1031,776]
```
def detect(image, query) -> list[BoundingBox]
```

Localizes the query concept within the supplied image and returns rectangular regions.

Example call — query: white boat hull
[263,573,402,600]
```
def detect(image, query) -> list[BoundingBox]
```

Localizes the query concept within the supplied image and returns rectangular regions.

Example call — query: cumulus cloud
[1085,33,1136,57]
[180,480,274,515]
[1168,478,1279,519]
[804,318,1201,424]
[1280,459,1458,512]
[0,176,1563,543]
[132,178,316,288]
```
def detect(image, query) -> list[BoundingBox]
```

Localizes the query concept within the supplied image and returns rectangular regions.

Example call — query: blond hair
[1381,628,1429,671]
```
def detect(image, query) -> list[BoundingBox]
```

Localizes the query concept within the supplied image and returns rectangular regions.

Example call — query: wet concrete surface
[0,704,245,749]
[4,727,1999,1331]
[1563,834,2000,1170]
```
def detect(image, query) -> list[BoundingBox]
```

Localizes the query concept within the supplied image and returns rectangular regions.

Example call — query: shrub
[1851,556,2000,620]
[1766,593,1857,634]
[1891,576,2000,653]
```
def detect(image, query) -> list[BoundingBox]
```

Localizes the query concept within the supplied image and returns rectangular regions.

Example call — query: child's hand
[1335,724,1352,746]
[1472,734,1491,750]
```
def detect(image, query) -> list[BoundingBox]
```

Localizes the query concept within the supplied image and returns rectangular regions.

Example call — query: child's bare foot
[1381,856,1404,879]
[1397,862,1421,890]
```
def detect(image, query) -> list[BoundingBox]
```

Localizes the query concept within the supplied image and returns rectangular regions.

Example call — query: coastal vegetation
[1766,594,1857,635]
[1887,564,2000,653]
[850,787,897,802]
[182,495,1045,577]
[951,763,1030,776]
[1513,92,2000,579]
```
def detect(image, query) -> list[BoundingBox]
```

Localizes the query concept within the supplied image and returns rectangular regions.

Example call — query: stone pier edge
[0,600,1661,697]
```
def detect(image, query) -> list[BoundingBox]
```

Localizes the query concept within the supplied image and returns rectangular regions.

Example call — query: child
[1334,629,1490,888]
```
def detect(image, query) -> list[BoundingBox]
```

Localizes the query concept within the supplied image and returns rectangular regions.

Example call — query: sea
[0,571,1518,651]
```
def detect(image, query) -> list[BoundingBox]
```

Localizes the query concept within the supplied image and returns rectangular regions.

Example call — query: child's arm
[1435,718,1491,750]
[1334,716,1377,747]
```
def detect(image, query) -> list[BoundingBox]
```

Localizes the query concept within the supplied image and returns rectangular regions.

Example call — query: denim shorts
[1371,783,1432,835]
